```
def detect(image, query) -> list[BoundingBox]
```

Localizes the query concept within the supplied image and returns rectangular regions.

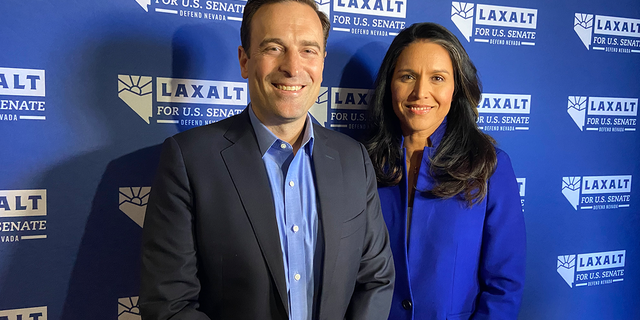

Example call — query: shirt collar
[400,117,448,150]
[428,117,447,149]
[248,103,315,157]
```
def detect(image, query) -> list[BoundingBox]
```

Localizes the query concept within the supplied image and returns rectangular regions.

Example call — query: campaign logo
[0,306,47,320]
[562,175,632,210]
[118,75,153,124]
[118,74,247,128]
[517,178,525,212]
[310,87,370,131]
[134,0,245,23]
[119,187,150,228]
[309,87,329,127]
[574,13,640,54]
[316,0,331,20]
[118,297,141,320]
[557,250,625,288]
[329,0,408,37]
[0,189,47,243]
[451,2,537,46]
[0,67,47,122]
[476,93,531,132]
[567,96,637,132]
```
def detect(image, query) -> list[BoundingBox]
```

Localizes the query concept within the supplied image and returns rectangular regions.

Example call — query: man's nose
[279,50,301,77]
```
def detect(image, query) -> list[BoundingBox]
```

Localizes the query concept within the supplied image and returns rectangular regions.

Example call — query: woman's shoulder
[490,147,517,181]
[493,147,512,166]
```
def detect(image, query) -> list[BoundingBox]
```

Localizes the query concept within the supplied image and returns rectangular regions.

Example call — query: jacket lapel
[220,110,289,316]
[311,126,344,309]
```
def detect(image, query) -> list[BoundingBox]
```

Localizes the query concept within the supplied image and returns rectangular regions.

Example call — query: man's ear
[322,50,327,71]
[238,46,249,79]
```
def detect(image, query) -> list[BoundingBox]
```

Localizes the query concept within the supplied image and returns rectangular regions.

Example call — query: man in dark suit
[140,0,394,319]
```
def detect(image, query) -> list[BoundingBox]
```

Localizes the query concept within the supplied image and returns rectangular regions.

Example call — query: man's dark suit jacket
[140,109,395,320]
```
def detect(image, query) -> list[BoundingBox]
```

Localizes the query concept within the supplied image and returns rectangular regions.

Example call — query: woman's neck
[403,133,431,208]
[403,132,431,160]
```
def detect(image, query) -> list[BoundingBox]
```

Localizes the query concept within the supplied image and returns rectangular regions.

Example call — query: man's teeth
[275,84,302,91]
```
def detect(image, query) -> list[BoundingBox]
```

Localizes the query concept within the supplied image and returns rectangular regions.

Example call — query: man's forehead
[250,2,323,42]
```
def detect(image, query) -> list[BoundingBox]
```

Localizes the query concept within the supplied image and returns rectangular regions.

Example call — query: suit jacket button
[402,299,412,310]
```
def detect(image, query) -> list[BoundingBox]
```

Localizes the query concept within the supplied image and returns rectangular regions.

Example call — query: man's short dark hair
[240,0,330,56]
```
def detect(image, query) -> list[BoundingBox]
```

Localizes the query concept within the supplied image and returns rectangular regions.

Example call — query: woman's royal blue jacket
[378,122,526,320]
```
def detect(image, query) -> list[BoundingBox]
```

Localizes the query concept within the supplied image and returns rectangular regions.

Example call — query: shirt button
[402,299,412,310]
[280,143,287,149]
[293,225,299,233]
[294,273,301,281]
[289,181,295,187]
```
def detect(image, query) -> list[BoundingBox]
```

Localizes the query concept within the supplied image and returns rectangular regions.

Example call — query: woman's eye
[400,74,414,81]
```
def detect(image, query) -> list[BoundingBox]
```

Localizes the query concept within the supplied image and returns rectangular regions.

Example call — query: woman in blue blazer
[365,23,526,320]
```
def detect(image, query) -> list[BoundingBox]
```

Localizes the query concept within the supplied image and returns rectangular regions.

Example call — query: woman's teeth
[409,106,432,111]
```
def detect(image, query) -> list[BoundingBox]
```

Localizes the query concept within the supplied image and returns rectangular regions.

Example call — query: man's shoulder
[313,123,363,152]
[170,112,245,147]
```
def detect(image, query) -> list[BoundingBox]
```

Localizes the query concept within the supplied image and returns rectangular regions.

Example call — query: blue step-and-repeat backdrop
[1,0,639,319]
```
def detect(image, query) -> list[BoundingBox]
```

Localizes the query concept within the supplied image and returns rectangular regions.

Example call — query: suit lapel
[311,126,345,308]
[220,111,288,315]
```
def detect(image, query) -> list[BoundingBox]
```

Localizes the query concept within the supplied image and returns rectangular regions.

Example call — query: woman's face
[391,41,455,138]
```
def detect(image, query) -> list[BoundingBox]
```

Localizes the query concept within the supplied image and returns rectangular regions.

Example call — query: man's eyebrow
[258,38,322,50]
[259,38,285,48]
[299,40,322,50]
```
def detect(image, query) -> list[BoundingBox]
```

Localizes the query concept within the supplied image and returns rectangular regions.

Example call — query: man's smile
[273,83,304,91]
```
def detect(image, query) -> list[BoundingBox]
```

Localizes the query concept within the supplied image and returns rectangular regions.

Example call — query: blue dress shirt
[249,106,318,320]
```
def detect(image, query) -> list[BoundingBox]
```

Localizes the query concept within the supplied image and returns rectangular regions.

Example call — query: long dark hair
[365,22,497,206]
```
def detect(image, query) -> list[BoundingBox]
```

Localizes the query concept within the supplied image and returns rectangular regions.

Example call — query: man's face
[238,1,325,127]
